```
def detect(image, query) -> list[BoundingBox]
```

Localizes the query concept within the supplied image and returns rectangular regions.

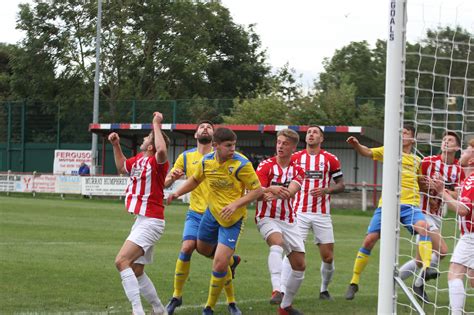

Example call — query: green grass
[0,196,472,314]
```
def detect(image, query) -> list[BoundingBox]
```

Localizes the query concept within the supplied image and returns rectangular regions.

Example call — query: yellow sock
[172,252,191,298]
[418,238,432,269]
[350,248,371,285]
[224,266,236,304]
[206,270,227,309]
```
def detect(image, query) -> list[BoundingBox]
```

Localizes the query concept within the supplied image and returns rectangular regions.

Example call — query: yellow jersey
[193,152,261,227]
[170,147,210,214]
[371,146,421,207]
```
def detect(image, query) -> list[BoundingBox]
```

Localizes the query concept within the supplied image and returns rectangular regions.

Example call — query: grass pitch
[0,195,472,314]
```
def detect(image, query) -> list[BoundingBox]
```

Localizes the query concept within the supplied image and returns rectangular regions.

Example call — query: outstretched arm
[167,176,201,204]
[108,132,127,175]
[347,136,373,158]
[152,112,167,164]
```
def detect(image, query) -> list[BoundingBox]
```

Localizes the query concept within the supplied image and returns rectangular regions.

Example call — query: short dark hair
[213,127,237,144]
[307,125,324,137]
[195,120,214,132]
[403,124,416,137]
[443,130,461,147]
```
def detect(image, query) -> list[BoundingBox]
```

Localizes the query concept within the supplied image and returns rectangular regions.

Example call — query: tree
[223,94,289,124]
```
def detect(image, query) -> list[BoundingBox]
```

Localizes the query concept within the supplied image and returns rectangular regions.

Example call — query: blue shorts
[197,208,243,250]
[182,210,203,241]
[367,204,426,235]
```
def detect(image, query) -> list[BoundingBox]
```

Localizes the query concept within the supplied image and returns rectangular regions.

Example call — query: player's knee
[115,255,131,271]
[132,263,144,277]
[363,233,379,249]
[322,254,333,264]
[181,242,196,255]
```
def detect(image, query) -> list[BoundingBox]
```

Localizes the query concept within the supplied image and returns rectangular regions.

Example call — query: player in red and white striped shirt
[109,112,170,315]
[255,129,306,315]
[399,131,462,296]
[432,138,474,315]
[281,126,345,301]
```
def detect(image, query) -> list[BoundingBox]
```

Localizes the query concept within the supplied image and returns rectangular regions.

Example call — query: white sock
[280,269,304,309]
[120,268,145,315]
[280,256,292,294]
[137,273,164,313]
[399,259,418,280]
[448,279,465,315]
[268,245,284,292]
[320,261,334,292]
[430,253,440,269]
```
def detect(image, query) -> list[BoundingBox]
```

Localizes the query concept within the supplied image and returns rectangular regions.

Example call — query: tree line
[1,0,473,142]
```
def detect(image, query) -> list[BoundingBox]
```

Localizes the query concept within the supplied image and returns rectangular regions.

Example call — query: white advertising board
[0,174,22,192]
[53,150,92,175]
[56,176,82,194]
[19,174,57,193]
[81,176,128,196]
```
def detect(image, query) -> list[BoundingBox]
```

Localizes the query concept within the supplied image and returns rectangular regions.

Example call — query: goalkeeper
[344,125,433,300]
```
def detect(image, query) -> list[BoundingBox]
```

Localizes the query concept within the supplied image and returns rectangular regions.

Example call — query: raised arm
[430,178,470,217]
[153,112,167,164]
[108,132,127,175]
[166,176,201,204]
[347,136,373,158]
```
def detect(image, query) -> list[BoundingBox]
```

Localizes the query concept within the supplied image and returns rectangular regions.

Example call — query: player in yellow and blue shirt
[168,127,263,315]
[344,125,433,301]
[164,122,242,315]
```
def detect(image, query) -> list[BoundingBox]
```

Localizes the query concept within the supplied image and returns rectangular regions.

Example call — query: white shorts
[256,217,305,255]
[425,212,442,231]
[296,212,334,245]
[126,215,165,265]
[451,234,474,269]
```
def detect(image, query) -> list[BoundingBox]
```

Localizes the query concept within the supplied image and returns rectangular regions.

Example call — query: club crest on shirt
[228,167,234,175]
[319,162,325,169]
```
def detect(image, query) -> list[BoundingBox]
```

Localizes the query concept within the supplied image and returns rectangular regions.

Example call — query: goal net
[379,0,474,314]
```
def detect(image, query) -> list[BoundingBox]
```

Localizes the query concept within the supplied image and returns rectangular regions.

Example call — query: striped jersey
[458,174,474,235]
[255,157,305,223]
[420,155,462,216]
[170,147,212,214]
[124,153,169,219]
[291,149,343,215]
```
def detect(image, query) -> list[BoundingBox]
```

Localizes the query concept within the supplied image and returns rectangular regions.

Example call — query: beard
[197,135,212,144]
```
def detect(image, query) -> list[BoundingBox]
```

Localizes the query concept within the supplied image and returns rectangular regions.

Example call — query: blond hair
[277,129,300,144]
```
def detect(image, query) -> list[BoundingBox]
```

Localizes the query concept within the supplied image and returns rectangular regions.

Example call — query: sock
[205,270,227,309]
[448,279,465,315]
[280,256,292,294]
[137,273,164,313]
[173,252,192,298]
[399,259,418,280]
[120,268,144,315]
[320,261,335,292]
[268,245,284,292]
[223,266,236,304]
[350,248,371,285]
[280,270,304,309]
[418,236,432,269]
[430,252,440,269]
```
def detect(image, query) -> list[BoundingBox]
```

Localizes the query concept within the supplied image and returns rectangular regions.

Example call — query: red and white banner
[53,150,92,175]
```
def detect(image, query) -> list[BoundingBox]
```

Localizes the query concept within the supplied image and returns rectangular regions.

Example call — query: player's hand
[310,187,328,197]
[220,204,238,221]
[170,169,184,180]
[108,132,120,145]
[428,196,441,214]
[428,177,445,194]
[167,193,179,205]
[263,192,276,202]
[270,186,291,200]
[153,112,163,125]
[346,136,359,147]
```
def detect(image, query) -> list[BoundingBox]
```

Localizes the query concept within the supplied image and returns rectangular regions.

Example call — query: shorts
[451,234,474,269]
[256,217,305,254]
[197,208,243,250]
[367,205,426,234]
[296,212,334,245]
[424,212,442,232]
[182,210,203,241]
[126,215,165,265]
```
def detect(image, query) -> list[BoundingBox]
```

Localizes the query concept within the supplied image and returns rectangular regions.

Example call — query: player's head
[276,129,299,158]
[402,124,416,148]
[140,130,170,152]
[195,120,214,144]
[441,131,461,154]
[305,125,324,148]
[459,138,474,168]
[213,127,237,161]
